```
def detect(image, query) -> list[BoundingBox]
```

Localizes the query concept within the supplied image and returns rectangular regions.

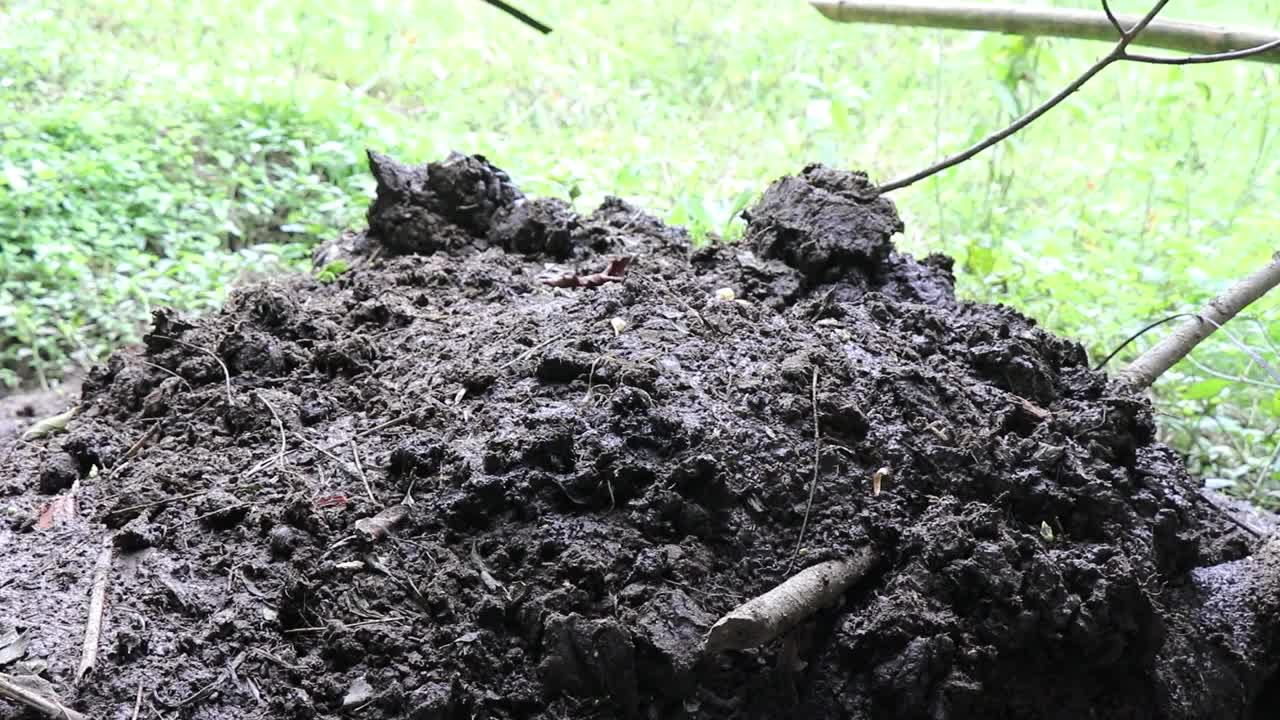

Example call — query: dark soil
[2,152,1278,720]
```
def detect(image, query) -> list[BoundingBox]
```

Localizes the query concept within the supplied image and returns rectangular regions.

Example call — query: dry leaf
[353,504,409,542]
[20,406,79,441]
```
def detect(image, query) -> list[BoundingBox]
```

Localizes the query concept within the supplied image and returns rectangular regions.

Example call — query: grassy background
[1,0,1277,503]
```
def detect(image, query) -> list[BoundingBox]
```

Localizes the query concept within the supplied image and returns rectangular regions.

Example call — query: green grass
[1,0,1278,503]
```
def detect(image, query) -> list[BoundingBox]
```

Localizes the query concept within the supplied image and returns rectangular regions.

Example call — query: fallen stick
[704,546,878,653]
[810,1,1280,64]
[0,674,88,720]
[77,538,114,684]
[1119,253,1280,388]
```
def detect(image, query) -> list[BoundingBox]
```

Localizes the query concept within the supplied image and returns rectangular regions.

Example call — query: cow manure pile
[2,152,1278,720]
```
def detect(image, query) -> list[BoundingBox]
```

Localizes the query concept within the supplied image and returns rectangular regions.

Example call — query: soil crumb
[1,153,1276,720]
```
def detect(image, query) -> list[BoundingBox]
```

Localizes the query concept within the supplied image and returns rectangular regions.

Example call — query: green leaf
[1183,378,1230,400]
[315,259,351,284]
[965,245,997,278]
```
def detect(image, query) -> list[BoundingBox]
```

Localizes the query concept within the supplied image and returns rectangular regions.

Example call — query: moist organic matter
[2,152,1277,720]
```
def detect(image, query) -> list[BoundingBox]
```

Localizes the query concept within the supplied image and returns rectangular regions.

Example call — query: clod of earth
[1,150,1278,719]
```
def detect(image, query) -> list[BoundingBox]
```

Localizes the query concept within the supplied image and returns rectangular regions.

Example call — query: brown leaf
[313,494,349,509]
[35,493,77,530]
[541,256,633,288]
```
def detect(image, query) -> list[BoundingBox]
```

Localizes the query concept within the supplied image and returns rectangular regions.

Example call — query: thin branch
[1126,37,1280,64]
[480,0,552,34]
[1101,0,1124,36]
[150,334,233,406]
[0,675,88,720]
[291,432,365,484]
[875,0,1171,194]
[1095,313,1196,370]
[256,392,288,471]
[854,0,1280,194]
[351,439,377,503]
[1182,353,1280,392]
[76,538,114,684]
[245,412,411,478]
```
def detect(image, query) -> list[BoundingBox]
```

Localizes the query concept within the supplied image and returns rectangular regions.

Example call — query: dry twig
[247,413,412,478]
[150,334,233,406]
[704,547,879,653]
[77,538,114,684]
[351,440,376,503]
[0,674,88,720]
[792,366,823,563]
[255,392,289,472]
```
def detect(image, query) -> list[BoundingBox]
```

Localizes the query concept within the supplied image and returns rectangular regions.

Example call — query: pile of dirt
[2,152,1278,720]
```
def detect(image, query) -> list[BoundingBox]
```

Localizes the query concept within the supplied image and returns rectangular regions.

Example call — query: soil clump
[2,152,1277,719]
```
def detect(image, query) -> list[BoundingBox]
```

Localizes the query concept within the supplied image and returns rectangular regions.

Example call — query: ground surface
[1,154,1277,719]
[3,0,1278,503]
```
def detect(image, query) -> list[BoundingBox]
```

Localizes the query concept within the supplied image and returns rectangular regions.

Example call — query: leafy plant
[314,259,351,284]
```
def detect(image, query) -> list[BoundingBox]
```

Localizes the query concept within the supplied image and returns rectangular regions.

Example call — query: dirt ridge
[1,152,1275,719]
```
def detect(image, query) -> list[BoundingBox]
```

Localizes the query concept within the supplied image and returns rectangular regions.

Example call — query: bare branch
[811,1,1280,62]
[480,0,552,34]
[1101,0,1125,37]
[1126,37,1280,64]
[1095,313,1196,370]
[0,674,88,720]
[876,0,1170,194]
[1119,253,1280,389]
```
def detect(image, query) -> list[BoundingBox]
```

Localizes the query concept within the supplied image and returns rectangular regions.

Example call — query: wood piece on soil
[0,673,88,720]
[76,537,114,684]
[810,1,1280,64]
[704,546,878,654]
[353,504,409,542]
[1119,253,1280,388]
